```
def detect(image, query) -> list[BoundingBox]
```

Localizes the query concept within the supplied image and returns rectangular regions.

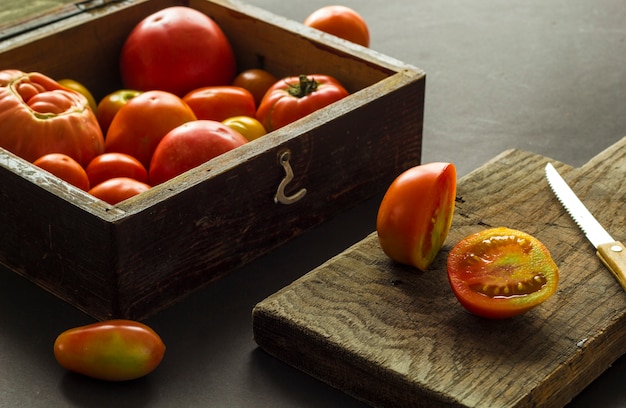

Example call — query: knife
[545,162,626,291]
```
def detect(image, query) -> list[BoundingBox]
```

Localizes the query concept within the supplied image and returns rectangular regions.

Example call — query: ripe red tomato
[96,89,142,135]
[54,319,165,381]
[376,163,457,272]
[222,116,267,141]
[256,74,349,131]
[104,90,197,169]
[304,5,370,47]
[86,152,148,187]
[231,68,279,106]
[183,86,256,122]
[33,153,90,191]
[58,78,98,113]
[89,177,151,205]
[120,6,236,97]
[149,120,247,185]
[0,70,104,167]
[447,227,560,319]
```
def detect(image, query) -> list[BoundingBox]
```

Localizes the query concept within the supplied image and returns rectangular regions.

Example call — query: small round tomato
[89,177,151,205]
[104,90,197,169]
[447,227,560,319]
[256,74,349,131]
[222,116,267,141]
[120,6,236,97]
[96,89,142,135]
[376,162,457,272]
[86,152,148,187]
[33,153,90,191]
[58,78,98,113]
[304,6,370,47]
[54,319,165,381]
[183,86,256,122]
[231,68,279,106]
[149,120,247,185]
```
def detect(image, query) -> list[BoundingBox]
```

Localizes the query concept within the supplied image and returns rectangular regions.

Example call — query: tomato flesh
[447,227,559,319]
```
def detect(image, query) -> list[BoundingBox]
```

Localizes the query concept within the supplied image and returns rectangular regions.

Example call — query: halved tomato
[447,227,559,319]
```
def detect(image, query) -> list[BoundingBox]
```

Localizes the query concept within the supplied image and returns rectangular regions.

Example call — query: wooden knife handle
[597,241,626,292]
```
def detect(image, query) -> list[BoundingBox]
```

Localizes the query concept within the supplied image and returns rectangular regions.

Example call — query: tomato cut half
[447,227,559,319]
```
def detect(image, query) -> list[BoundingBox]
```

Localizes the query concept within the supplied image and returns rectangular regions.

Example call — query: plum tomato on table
[376,162,457,272]
[120,6,236,97]
[183,86,256,122]
[256,74,349,131]
[33,153,91,191]
[447,227,559,319]
[54,319,165,381]
[304,5,370,47]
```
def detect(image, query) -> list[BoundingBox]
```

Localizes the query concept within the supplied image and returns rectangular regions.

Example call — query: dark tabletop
[2,0,626,406]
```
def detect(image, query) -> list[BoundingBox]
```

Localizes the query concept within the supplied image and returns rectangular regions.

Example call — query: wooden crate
[0,0,424,320]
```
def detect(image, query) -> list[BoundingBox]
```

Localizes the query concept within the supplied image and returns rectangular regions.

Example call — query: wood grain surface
[253,137,626,407]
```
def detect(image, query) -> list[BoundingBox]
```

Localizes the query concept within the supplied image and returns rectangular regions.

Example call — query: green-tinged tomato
[54,319,165,381]
[447,227,559,319]
[376,162,457,272]
[96,89,142,135]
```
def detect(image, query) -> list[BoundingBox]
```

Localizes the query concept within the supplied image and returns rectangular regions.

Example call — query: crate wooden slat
[253,137,626,407]
[0,0,424,320]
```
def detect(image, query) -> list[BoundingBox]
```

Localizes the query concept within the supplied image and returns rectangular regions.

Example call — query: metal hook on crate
[274,149,307,205]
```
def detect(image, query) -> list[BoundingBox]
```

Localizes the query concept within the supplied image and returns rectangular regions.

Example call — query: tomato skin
[231,68,279,106]
[57,79,98,113]
[86,152,148,187]
[447,227,559,319]
[120,6,236,97]
[376,163,457,272]
[304,5,370,47]
[256,74,349,131]
[54,319,165,381]
[0,70,104,167]
[104,90,197,169]
[33,153,90,191]
[96,89,142,136]
[89,177,151,205]
[149,120,247,185]
[183,86,256,122]
[222,115,267,141]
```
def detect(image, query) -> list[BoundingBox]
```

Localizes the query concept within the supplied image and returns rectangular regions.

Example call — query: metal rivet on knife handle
[597,242,626,291]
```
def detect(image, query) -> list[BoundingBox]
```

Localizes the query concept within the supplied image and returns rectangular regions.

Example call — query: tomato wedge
[447,227,559,319]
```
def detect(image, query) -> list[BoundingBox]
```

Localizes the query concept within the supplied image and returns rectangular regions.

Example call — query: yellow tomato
[58,78,98,113]
[222,115,267,141]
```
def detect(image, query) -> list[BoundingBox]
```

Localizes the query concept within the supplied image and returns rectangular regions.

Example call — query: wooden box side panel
[0,152,117,318]
[113,72,425,319]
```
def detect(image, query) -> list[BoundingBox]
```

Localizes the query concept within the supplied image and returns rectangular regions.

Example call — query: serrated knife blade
[545,163,626,291]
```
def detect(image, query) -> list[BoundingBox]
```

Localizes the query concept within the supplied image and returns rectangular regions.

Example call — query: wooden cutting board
[252,137,626,408]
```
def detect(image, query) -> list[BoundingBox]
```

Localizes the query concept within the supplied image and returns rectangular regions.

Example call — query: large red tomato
[447,227,559,319]
[376,163,457,272]
[256,74,349,131]
[104,90,197,169]
[120,6,236,97]
[149,120,247,185]
[0,70,104,167]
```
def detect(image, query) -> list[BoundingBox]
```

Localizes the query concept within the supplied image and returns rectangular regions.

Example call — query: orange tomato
[183,86,256,122]
[89,177,151,205]
[231,68,279,106]
[303,6,370,47]
[85,152,148,187]
[33,153,90,191]
[104,90,197,169]
[376,162,457,272]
